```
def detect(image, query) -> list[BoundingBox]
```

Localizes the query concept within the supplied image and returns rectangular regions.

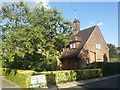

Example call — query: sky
[0,1,118,46]
[48,2,118,46]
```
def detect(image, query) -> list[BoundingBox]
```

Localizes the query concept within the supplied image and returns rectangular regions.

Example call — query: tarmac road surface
[67,75,120,89]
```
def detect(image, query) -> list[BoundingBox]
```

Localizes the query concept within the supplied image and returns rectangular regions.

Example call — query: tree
[107,43,117,58]
[0,2,73,71]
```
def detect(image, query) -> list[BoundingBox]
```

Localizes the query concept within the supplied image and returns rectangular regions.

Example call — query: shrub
[0,68,7,76]
[2,68,102,88]
[35,69,102,86]
[76,69,102,80]
[0,68,3,76]
[39,70,77,85]
[84,62,120,76]
[102,62,120,76]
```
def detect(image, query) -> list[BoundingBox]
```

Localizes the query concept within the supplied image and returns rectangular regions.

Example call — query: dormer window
[70,42,76,49]
[96,43,101,50]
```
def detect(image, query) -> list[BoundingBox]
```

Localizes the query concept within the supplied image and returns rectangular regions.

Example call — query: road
[68,75,120,89]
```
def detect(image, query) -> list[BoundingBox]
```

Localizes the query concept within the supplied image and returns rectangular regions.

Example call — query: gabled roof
[71,25,96,49]
[61,25,97,59]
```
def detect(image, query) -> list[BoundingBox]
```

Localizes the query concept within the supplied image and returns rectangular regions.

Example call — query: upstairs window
[70,42,76,49]
[96,43,101,50]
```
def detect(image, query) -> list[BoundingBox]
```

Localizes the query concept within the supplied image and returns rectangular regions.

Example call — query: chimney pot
[73,19,80,32]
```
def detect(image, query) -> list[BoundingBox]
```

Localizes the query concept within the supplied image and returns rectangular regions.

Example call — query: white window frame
[70,42,76,49]
[96,43,101,50]
[72,42,76,48]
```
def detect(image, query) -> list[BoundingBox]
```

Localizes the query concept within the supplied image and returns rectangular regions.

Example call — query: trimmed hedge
[2,68,102,88]
[0,68,7,76]
[76,69,102,80]
[84,62,120,76]
[40,70,76,85]
[1,62,119,88]
[102,62,120,76]
[0,68,3,76]
[33,69,102,86]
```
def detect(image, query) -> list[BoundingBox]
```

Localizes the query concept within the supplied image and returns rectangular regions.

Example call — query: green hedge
[32,70,76,85]
[102,62,120,76]
[2,68,35,88]
[84,62,120,76]
[2,62,119,88]
[76,69,102,80]
[41,70,76,85]
[0,68,3,76]
[2,68,102,88]
[0,68,7,76]
[33,69,102,86]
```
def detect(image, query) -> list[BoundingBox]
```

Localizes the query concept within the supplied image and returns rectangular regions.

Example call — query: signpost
[31,75,46,88]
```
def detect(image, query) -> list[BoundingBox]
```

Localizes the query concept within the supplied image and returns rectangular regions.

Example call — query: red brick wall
[82,26,109,63]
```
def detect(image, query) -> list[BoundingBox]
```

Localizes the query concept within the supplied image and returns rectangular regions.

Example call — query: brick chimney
[73,19,80,32]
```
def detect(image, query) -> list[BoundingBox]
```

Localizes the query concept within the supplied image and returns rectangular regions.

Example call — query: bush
[0,68,7,76]
[2,68,102,88]
[102,62,120,76]
[0,68,3,76]
[84,62,120,76]
[76,69,102,80]
[34,59,57,72]
[34,69,102,86]
[39,70,76,85]
[0,68,4,76]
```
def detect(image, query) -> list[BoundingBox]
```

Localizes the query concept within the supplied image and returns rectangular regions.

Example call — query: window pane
[96,44,101,50]
[73,42,76,48]
[99,44,101,49]
[96,44,98,49]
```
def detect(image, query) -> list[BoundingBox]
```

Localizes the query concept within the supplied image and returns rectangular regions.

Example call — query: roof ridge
[80,25,97,31]
[61,25,97,59]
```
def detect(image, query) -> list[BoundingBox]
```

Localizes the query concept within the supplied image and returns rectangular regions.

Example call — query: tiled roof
[61,25,97,59]
[71,25,96,49]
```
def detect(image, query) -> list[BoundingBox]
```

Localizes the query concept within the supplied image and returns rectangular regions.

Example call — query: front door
[69,58,78,70]
[62,59,69,70]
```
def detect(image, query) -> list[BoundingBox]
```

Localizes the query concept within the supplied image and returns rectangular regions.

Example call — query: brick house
[59,19,109,70]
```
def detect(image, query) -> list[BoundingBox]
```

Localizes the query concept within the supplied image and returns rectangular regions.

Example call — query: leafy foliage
[0,2,73,71]
[107,43,117,58]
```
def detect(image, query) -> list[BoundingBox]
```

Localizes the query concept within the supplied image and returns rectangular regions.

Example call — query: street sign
[31,75,46,87]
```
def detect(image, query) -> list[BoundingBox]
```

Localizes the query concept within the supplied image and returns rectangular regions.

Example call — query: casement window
[96,43,101,50]
[70,42,76,49]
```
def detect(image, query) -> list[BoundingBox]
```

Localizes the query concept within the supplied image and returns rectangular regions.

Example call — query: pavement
[0,76,20,89]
